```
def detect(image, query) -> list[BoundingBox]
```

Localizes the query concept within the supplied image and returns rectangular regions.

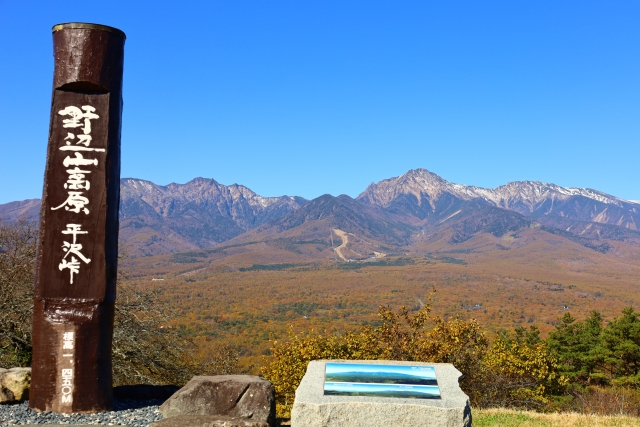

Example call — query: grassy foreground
[278,409,640,427]
[474,408,640,427]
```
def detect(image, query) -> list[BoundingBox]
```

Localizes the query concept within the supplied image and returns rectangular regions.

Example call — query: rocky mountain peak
[116,177,307,256]
[122,177,303,215]
[488,181,630,210]
[3,170,638,258]
[358,168,451,207]
[359,169,633,209]
[357,168,639,232]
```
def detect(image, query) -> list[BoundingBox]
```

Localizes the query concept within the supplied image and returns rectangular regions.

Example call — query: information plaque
[323,362,441,399]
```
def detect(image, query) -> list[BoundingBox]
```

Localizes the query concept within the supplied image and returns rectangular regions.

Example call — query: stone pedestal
[291,360,471,427]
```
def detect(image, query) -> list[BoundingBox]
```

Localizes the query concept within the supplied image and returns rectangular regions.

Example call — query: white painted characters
[61,368,73,403]
[60,331,74,405]
[58,105,98,134]
[63,167,91,191]
[62,332,74,350]
[52,106,101,215]
[53,104,104,284]
[58,224,91,284]
[51,191,90,214]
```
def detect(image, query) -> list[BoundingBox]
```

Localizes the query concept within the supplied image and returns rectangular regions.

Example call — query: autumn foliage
[262,301,566,417]
[0,220,239,385]
[4,220,640,417]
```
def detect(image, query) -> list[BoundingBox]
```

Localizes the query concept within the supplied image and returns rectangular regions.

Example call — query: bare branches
[0,220,240,384]
[0,220,36,368]
[112,284,199,385]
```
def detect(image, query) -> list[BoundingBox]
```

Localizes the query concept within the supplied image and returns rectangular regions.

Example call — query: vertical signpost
[30,23,125,413]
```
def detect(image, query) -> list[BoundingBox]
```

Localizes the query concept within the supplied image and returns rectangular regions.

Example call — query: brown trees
[0,220,239,384]
[0,220,37,368]
[112,284,240,385]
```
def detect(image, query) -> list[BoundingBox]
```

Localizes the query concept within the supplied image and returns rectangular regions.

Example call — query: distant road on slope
[332,229,349,261]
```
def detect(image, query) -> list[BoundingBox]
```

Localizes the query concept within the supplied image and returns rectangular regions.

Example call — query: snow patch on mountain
[120,177,305,221]
[358,169,631,209]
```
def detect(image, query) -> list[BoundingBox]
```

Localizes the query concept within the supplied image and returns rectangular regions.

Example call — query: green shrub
[262,301,563,417]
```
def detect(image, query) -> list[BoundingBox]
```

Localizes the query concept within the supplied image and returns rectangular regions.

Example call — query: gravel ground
[0,399,163,427]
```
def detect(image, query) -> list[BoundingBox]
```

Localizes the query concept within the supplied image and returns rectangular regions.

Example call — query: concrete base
[291,360,471,427]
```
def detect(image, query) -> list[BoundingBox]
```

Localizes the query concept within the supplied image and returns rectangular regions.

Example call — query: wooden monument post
[30,23,125,413]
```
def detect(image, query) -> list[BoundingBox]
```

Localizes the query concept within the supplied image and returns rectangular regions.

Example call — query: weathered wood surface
[30,23,125,414]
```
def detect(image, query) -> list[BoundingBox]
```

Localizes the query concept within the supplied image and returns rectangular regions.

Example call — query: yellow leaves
[262,304,568,417]
[262,304,491,416]
[478,335,569,408]
[486,339,551,381]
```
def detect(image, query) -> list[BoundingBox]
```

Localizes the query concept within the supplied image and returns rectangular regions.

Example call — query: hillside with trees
[7,215,640,418]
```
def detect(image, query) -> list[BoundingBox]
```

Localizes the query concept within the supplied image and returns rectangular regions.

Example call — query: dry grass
[474,408,640,427]
[275,409,640,427]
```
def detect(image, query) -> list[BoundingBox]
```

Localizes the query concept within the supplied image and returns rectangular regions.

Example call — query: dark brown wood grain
[30,23,125,414]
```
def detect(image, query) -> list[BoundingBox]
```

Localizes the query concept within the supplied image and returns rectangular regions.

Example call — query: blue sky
[325,363,435,378]
[1,1,638,204]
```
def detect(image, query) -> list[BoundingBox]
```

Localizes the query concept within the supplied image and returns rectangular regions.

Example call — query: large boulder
[151,415,269,427]
[0,367,31,403]
[160,375,275,427]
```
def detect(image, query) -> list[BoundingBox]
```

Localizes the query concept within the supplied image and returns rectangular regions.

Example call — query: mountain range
[1,168,639,259]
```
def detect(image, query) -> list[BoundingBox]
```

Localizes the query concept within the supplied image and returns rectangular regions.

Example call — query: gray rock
[160,376,275,427]
[0,367,31,403]
[291,360,471,427]
[151,415,269,427]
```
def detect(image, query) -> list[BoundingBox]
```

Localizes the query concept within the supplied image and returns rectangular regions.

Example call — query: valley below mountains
[2,168,639,261]
[5,168,640,371]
